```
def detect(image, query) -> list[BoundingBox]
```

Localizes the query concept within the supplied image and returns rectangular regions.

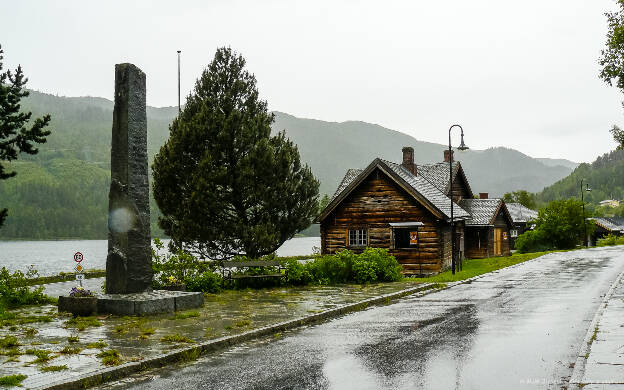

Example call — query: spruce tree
[153,47,319,259]
[0,44,51,228]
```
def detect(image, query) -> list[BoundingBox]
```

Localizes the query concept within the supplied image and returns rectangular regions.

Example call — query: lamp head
[457,132,469,151]
[586,183,592,192]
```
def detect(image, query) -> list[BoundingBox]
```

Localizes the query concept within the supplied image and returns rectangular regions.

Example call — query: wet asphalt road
[107,247,624,390]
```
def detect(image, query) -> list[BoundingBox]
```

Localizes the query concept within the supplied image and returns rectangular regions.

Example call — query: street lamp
[177,50,181,113]
[449,124,468,275]
[580,178,591,247]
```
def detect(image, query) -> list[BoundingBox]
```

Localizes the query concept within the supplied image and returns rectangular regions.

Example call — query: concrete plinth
[96,290,204,316]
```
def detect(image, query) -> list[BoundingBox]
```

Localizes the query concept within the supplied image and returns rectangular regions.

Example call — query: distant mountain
[0,91,577,239]
[272,112,576,197]
[535,158,579,170]
[537,149,624,204]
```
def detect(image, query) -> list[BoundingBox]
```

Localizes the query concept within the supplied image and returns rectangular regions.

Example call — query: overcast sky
[2,0,623,163]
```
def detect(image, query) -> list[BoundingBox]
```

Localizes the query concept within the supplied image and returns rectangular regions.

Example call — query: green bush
[184,272,222,293]
[596,233,624,247]
[515,230,552,253]
[0,267,54,309]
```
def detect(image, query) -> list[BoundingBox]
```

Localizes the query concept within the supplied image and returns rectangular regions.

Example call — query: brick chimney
[444,149,454,162]
[402,147,416,175]
[479,192,488,199]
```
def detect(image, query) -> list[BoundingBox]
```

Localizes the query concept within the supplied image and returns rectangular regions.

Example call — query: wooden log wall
[450,174,471,203]
[321,168,445,275]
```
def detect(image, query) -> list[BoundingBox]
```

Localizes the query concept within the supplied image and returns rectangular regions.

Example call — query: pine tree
[0,44,51,227]
[152,47,319,259]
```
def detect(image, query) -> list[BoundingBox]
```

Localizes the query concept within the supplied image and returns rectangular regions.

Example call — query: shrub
[597,233,624,247]
[0,267,54,309]
[515,230,551,253]
[184,271,222,293]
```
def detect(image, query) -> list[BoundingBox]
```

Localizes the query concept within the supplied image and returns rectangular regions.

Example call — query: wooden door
[494,228,502,255]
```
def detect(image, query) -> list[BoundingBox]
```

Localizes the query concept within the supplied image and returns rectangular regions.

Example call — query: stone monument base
[96,290,204,316]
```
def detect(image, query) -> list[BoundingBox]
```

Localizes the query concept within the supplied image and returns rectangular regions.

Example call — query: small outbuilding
[588,217,624,246]
[459,197,514,258]
[505,202,539,249]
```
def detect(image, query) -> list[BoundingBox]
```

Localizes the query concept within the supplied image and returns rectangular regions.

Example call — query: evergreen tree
[153,47,319,259]
[502,190,537,209]
[0,44,51,228]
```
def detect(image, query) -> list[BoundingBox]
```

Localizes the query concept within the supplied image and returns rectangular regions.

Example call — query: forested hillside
[538,149,624,204]
[0,91,577,239]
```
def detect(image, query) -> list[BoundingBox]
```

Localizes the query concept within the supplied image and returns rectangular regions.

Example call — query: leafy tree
[0,44,51,227]
[502,190,537,210]
[153,47,319,260]
[610,125,624,150]
[516,198,594,252]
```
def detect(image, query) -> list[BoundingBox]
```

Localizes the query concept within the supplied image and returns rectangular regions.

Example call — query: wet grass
[86,340,107,349]
[59,345,82,354]
[24,348,55,363]
[0,374,27,386]
[414,251,557,284]
[0,335,20,348]
[97,349,121,366]
[64,316,101,331]
[169,310,200,320]
[67,335,79,343]
[40,364,68,372]
[161,334,194,343]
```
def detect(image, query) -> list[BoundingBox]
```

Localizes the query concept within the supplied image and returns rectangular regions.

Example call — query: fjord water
[0,236,320,276]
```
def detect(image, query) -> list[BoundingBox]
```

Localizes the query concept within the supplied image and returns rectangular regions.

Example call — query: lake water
[0,236,321,276]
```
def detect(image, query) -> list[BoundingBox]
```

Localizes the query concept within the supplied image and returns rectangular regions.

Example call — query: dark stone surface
[106,63,152,294]
[58,296,98,316]
[96,291,204,316]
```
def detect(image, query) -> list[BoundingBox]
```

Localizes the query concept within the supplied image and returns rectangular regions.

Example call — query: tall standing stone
[106,63,152,294]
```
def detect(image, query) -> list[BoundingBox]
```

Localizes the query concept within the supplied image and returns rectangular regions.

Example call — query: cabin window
[348,229,368,246]
[510,229,518,238]
[394,229,419,249]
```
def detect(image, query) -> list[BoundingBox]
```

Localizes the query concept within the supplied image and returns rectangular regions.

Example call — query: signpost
[74,252,84,287]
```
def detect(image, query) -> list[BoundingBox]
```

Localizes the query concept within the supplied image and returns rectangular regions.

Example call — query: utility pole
[177,50,181,113]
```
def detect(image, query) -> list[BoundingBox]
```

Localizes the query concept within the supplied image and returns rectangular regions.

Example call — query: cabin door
[494,228,503,255]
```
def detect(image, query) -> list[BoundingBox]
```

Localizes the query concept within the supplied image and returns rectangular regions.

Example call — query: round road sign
[74,252,84,263]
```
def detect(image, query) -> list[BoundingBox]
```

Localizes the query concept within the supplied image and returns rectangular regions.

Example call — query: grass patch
[161,334,194,343]
[23,327,37,337]
[178,348,200,362]
[97,349,121,366]
[0,313,52,327]
[138,327,155,339]
[40,364,68,372]
[64,316,101,331]
[86,340,107,349]
[414,251,554,284]
[170,310,200,320]
[0,374,27,386]
[0,335,20,348]
[235,319,251,327]
[24,348,55,363]
[59,345,82,354]
[0,347,21,356]
[67,335,79,343]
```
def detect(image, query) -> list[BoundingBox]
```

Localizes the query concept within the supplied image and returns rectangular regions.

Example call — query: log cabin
[459,196,514,258]
[316,147,512,276]
[316,148,472,276]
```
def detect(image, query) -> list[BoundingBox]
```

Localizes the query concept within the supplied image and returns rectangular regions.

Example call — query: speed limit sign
[74,252,84,263]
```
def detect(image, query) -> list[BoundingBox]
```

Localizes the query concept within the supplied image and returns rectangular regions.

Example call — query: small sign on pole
[73,252,84,286]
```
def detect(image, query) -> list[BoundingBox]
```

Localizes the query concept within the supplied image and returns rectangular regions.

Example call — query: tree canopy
[502,190,537,210]
[0,44,51,227]
[153,47,319,259]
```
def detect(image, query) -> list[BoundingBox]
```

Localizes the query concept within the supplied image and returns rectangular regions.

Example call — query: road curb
[37,282,444,390]
[569,266,624,386]
[35,250,558,390]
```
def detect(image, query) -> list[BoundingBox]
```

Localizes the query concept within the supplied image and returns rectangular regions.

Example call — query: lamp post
[580,178,591,247]
[449,124,468,275]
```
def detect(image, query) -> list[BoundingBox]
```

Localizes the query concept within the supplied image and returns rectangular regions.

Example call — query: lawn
[414,250,557,284]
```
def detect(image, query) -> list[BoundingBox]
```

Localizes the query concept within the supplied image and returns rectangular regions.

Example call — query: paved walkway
[572,268,624,389]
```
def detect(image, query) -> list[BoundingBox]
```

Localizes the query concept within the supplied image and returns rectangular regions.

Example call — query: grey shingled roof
[589,217,624,232]
[381,159,470,220]
[417,162,459,194]
[506,203,538,223]
[459,199,502,226]
[331,169,362,201]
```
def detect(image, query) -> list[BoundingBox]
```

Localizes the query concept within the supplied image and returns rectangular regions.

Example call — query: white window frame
[510,229,518,238]
[348,229,368,247]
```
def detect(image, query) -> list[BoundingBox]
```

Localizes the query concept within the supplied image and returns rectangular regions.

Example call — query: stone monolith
[105,63,152,294]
